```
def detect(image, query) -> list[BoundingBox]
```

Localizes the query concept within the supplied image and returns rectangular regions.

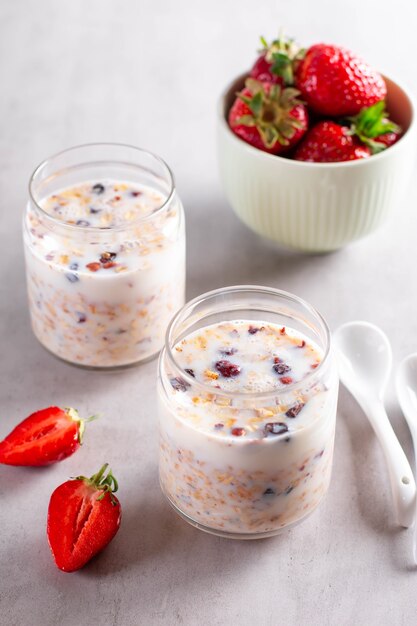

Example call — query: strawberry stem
[259,33,305,86]
[65,407,99,445]
[348,101,401,154]
[74,463,119,505]
[235,79,304,149]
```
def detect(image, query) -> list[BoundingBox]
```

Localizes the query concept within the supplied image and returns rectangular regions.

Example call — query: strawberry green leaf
[249,91,263,117]
[235,115,256,127]
[260,35,268,48]
[350,101,401,144]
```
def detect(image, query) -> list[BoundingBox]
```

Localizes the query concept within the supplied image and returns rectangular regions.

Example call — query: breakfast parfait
[24,144,185,368]
[158,286,338,537]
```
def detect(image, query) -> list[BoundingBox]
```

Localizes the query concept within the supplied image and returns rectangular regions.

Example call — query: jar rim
[163,284,332,401]
[28,142,176,233]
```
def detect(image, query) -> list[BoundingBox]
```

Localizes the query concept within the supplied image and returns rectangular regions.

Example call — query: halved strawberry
[0,406,95,466]
[47,463,121,572]
[296,43,387,116]
[250,35,304,86]
[228,78,308,154]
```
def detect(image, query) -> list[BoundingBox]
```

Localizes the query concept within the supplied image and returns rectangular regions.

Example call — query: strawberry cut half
[0,406,96,466]
[47,463,121,572]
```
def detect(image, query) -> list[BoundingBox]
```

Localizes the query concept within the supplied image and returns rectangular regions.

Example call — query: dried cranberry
[92,183,105,194]
[264,422,289,436]
[184,368,195,378]
[131,190,142,197]
[102,261,117,269]
[298,340,306,348]
[170,377,190,392]
[248,325,264,335]
[86,262,101,272]
[215,360,241,378]
[280,326,286,335]
[280,376,293,385]
[231,427,246,437]
[273,362,291,375]
[286,403,305,418]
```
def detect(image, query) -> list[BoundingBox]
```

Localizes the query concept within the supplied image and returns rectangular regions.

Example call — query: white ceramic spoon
[396,354,417,560]
[334,321,416,528]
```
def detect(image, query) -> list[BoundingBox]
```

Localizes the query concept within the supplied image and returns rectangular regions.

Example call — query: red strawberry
[250,54,284,85]
[349,101,401,152]
[294,101,401,163]
[294,121,371,162]
[371,132,400,149]
[47,463,121,572]
[250,35,304,86]
[296,43,386,116]
[0,406,95,466]
[228,78,308,154]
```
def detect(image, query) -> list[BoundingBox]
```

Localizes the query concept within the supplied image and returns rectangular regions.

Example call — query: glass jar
[158,285,338,539]
[24,143,186,369]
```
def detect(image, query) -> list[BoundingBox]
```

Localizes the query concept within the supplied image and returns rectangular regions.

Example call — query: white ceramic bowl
[217,73,416,252]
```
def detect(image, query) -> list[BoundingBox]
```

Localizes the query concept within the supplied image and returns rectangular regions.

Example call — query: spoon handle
[359,398,416,528]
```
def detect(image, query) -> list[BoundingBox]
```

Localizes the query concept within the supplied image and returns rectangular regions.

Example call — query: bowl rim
[217,71,417,168]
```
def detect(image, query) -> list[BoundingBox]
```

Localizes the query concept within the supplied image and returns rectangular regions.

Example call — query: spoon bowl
[334,321,392,400]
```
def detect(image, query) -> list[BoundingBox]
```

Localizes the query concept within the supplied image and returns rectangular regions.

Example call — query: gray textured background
[1,1,417,625]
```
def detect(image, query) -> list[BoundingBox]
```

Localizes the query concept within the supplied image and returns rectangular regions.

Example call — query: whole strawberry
[47,463,121,572]
[228,78,308,154]
[296,43,386,116]
[294,101,401,163]
[294,121,370,162]
[250,35,304,86]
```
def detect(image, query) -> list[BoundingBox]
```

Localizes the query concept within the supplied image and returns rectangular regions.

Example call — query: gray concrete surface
[1,1,417,624]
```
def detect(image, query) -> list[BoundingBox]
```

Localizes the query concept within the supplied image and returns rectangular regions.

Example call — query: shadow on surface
[338,386,399,535]
[184,190,344,299]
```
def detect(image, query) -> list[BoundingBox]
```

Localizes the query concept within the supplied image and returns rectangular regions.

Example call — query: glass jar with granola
[158,285,338,538]
[24,143,185,368]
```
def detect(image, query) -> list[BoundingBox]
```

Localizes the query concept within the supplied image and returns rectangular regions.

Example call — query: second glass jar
[24,143,186,368]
